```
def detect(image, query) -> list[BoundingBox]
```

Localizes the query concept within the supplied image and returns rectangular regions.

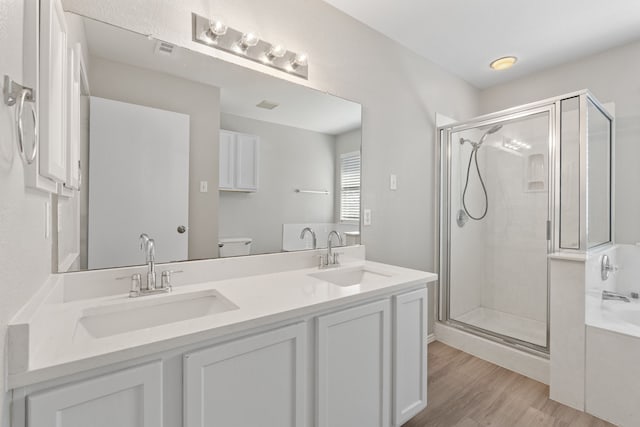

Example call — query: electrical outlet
[200,181,208,193]
[390,174,397,190]
[363,209,372,226]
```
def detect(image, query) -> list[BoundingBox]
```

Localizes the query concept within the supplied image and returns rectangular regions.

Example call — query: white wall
[480,39,640,246]
[219,113,336,255]
[88,56,220,261]
[0,1,53,424]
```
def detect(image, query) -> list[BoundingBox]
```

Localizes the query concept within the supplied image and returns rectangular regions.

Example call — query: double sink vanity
[9,246,436,427]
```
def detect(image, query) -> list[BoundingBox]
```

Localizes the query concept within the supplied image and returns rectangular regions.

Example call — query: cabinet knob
[177,225,187,234]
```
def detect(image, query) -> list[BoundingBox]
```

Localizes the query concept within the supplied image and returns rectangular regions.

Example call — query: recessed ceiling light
[490,56,517,70]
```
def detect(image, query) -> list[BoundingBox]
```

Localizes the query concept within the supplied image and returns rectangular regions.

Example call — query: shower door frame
[436,101,557,356]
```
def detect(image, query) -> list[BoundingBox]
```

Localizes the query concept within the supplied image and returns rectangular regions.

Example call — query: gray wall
[89,56,220,260]
[480,39,640,246]
[219,113,336,254]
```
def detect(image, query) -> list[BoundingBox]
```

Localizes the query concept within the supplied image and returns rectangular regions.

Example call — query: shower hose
[462,146,488,220]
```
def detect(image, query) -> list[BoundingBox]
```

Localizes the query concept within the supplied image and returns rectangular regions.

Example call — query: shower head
[486,124,503,135]
[477,124,503,147]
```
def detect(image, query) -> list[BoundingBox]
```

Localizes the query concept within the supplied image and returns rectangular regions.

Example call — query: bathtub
[585,244,640,427]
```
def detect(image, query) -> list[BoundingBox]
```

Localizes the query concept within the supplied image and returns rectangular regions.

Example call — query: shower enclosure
[437,90,613,355]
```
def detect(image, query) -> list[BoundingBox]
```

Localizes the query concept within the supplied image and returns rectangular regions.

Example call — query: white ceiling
[82,17,361,135]
[323,0,640,88]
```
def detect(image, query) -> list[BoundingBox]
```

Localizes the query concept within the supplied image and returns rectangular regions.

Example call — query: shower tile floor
[454,306,547,347]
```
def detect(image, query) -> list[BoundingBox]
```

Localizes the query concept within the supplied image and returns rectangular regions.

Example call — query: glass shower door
[446,109,551,350]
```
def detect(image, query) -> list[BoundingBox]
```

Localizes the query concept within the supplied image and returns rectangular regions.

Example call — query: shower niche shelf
[525,153,546,192]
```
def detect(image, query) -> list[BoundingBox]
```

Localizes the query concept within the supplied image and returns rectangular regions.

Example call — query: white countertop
[8,255,436,389]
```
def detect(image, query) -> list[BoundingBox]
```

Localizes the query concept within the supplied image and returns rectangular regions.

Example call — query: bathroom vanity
[9,247,435,427]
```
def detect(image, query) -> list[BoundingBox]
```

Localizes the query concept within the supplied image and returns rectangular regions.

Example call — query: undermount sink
[309,265,392,287]
[76,289,238,339]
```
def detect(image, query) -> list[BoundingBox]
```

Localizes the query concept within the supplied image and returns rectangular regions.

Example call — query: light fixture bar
[192,13,308,79]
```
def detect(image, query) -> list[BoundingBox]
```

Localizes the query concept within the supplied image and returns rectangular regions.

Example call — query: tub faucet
[320,230,343,268]
[300,227,317,249]
[602,290,630,303]
[140,233,157,290]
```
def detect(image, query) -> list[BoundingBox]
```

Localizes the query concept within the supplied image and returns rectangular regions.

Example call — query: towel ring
[16,88,38,165]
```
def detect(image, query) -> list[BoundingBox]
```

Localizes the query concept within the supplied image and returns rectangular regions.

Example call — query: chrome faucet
[300,227,317,249]
[140,233,157,291]
[320,230,344,268]
[121,234,174,297]
[602,290,630,303]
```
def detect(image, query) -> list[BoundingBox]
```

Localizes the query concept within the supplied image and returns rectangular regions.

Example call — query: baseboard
[434,322,550,385]
[426,333,436,344]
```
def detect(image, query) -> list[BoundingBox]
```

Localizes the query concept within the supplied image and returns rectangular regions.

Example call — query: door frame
[436,101,556,356]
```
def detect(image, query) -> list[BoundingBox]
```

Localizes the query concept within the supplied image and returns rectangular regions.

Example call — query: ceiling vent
[154,41,176,56]
[256,100,279,110]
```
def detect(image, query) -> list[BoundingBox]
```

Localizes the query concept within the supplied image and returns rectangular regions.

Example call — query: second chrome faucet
[300,227,317,249]
[320,230,343,268]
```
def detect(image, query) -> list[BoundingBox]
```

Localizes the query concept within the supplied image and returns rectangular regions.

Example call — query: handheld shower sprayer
[477,124,502,147]
[459,124,502,149]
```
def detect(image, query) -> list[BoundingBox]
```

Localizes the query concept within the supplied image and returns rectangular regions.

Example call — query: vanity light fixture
[192,12,308,79]
[202,16,228,44]
[490,56,517,70]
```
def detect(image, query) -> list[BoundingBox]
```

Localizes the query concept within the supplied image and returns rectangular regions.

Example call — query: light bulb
[265,43,287,61]
[210,17,227,36]
[290,52,308,69]
[202,16,228,44]
[238,31,260,52]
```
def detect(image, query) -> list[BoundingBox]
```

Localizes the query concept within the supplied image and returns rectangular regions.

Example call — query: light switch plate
[390,174,397,190]
[363,209,372,226]
[200,181,208,193]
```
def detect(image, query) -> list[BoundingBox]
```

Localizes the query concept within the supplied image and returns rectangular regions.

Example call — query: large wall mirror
[55,13,362,272]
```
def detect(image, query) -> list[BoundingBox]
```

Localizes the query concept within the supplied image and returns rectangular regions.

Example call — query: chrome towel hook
[3,75,38,164]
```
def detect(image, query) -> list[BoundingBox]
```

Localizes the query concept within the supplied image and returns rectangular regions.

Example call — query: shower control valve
[600,254,618,281]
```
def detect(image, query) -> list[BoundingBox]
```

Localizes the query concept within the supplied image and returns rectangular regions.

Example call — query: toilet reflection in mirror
[55,13,362,272]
